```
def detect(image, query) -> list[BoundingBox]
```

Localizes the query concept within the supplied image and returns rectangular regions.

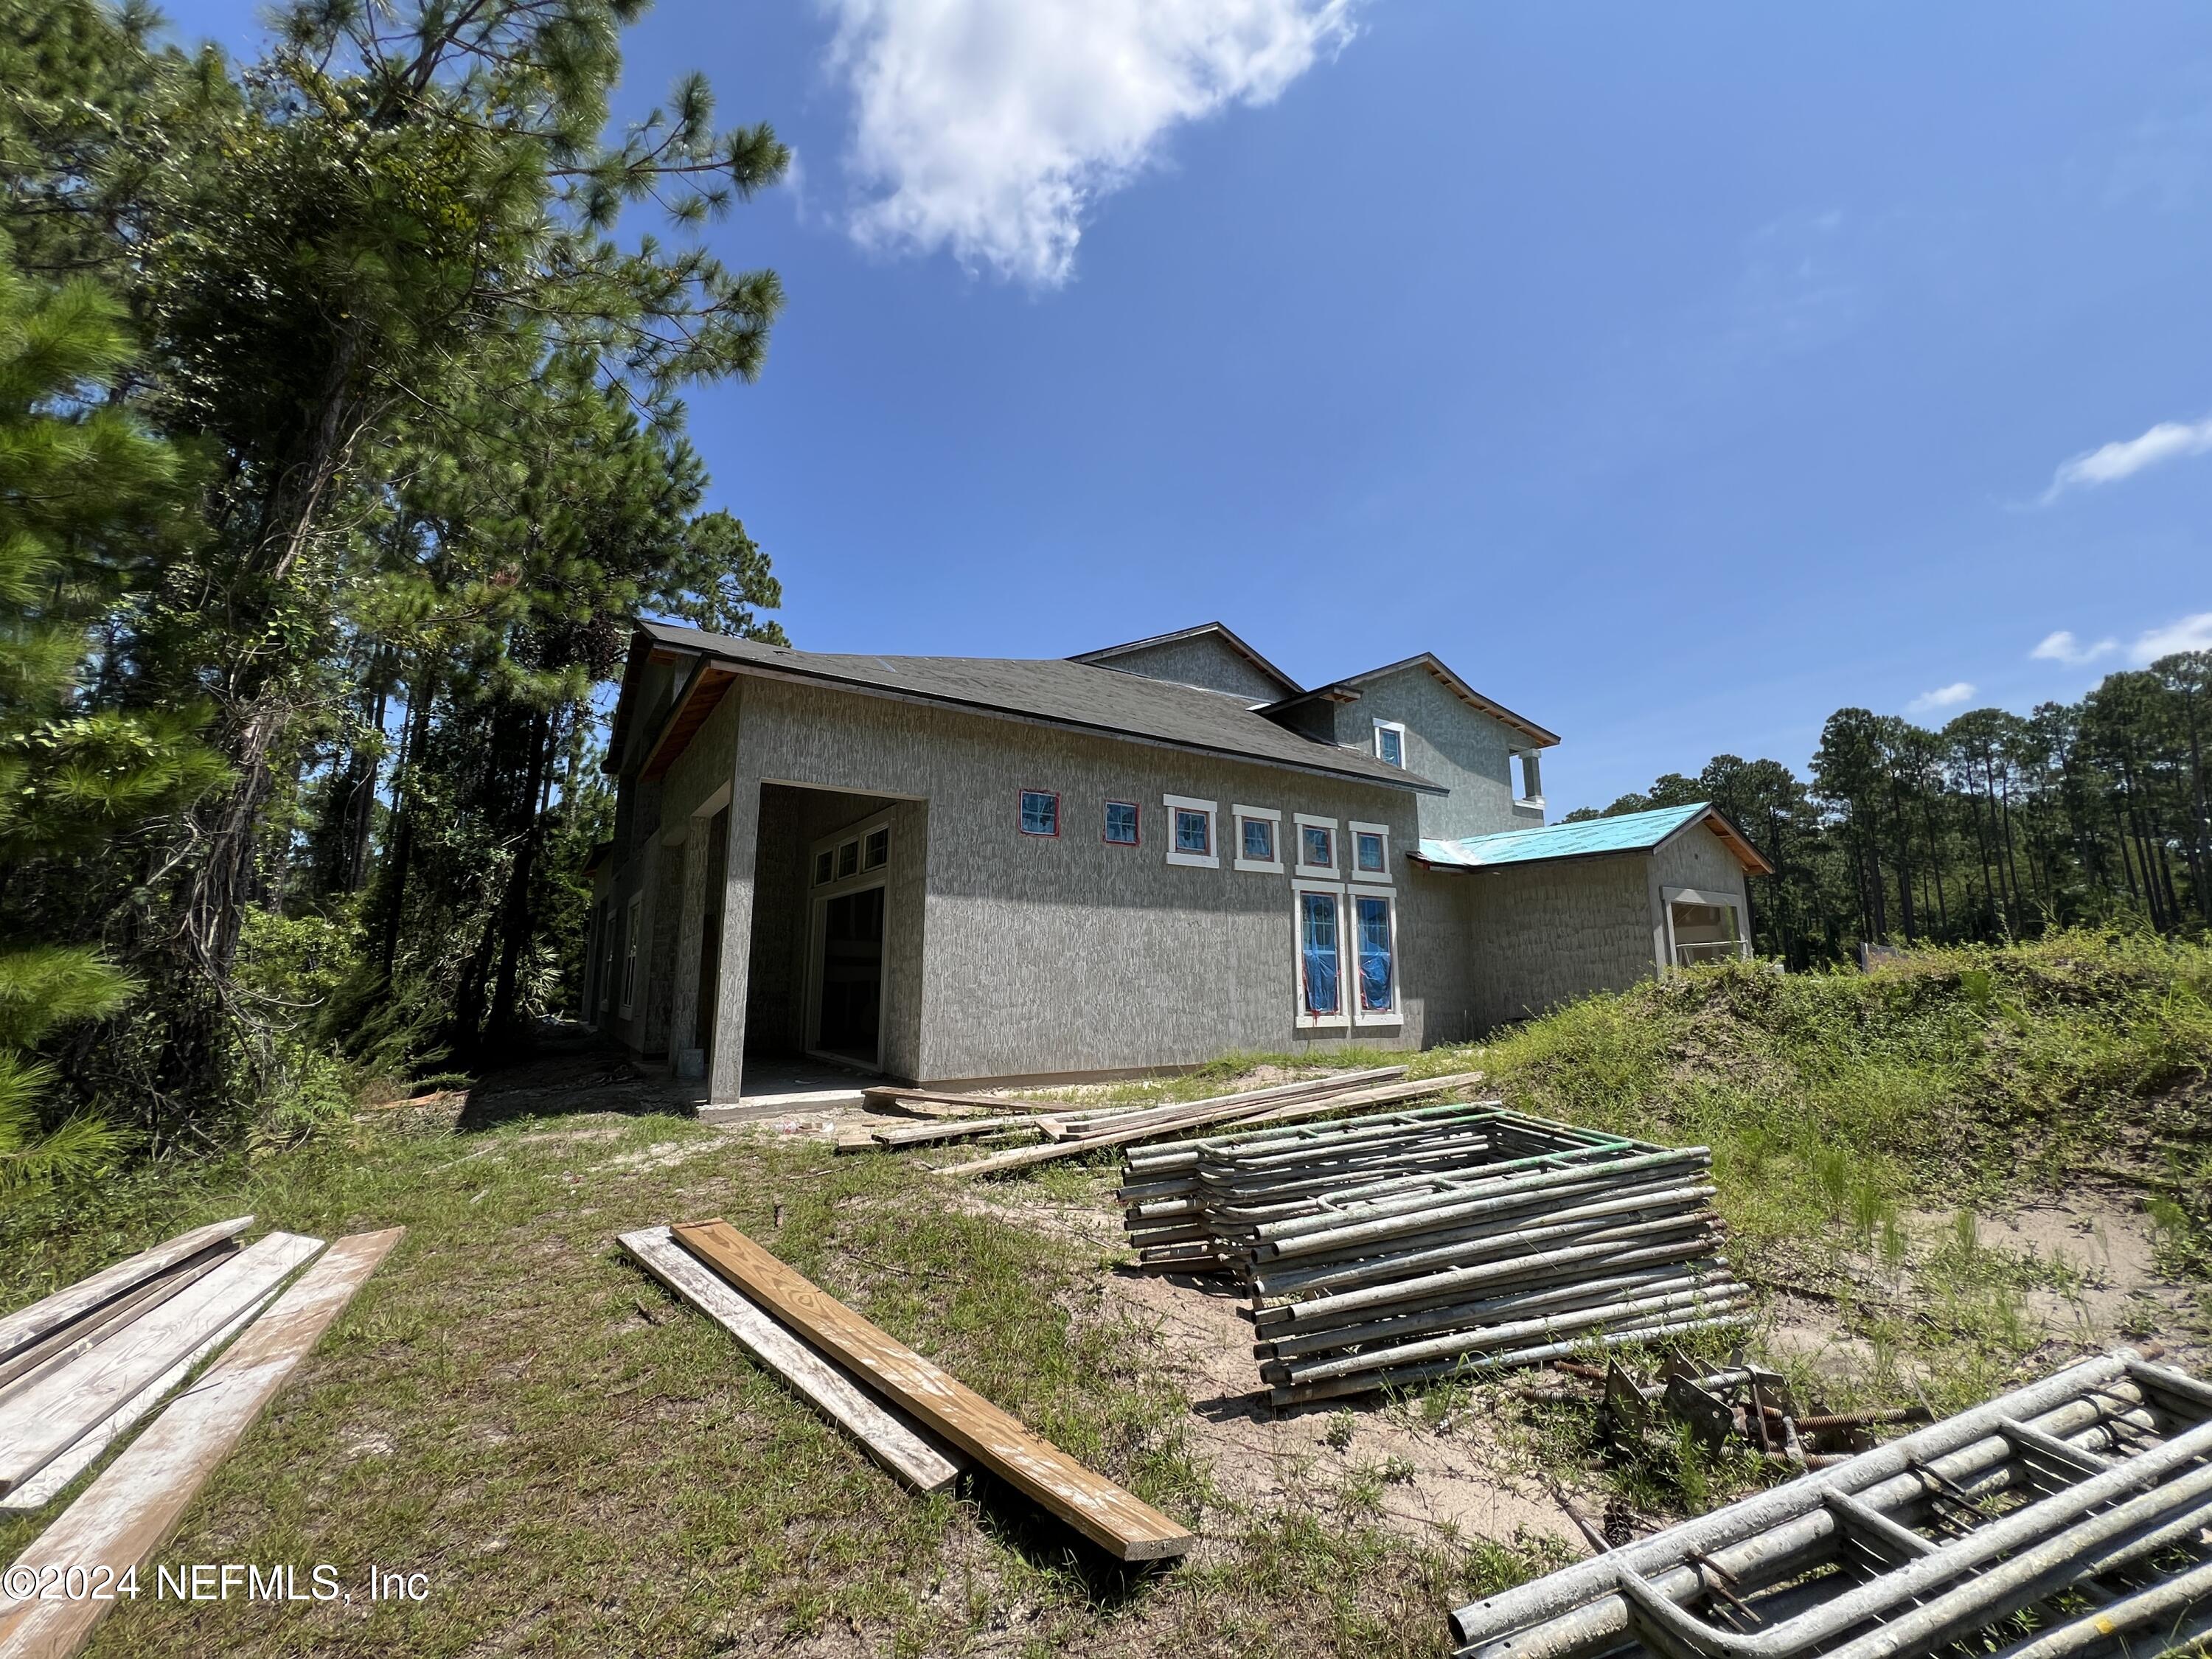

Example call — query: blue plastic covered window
[1104,801,1138,845]
[1356,831,1386,873]
[1301,891,1340,1016]
[1242,817,1274,862]
[1301,824,1333,869]
[1019,790,1058,836]
[1175,808,1210,855]
[1357,894,1394,1013]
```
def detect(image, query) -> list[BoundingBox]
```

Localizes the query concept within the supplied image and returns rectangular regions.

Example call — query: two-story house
[585,620,1770,1104]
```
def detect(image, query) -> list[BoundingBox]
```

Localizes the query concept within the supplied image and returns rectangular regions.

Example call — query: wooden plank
[0,1250,233,1397]
[1051,1067,1408,1141]
[619,1227,961,1492]
[672,1221,1192,1562]
[862,1087,1065,1115]
[939,1071,1489,1178]
[0,1287,279,1515]
[0,1228,401,1659]
[871,1116,1042,1149]
[0,1232,324,1497]
[0,1217,253,1371]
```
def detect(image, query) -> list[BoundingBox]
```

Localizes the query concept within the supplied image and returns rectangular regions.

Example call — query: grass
[5,928,2209,1653]
[0,1098,1533,1658]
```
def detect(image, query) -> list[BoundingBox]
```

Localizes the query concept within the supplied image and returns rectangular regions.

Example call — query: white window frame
[1164,793,1219,869]
[1660,885,1748,973]
[1292,881,1352,1030]
[1374,719,1409,768]
[619,894,643,1018]
[1232,804,1283,873]
[1349,820,1392,883]
[1293,813,1339,878]
[1347,886,1402,1028]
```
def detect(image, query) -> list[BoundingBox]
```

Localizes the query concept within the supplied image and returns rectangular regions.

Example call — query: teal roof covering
[1416,802,1714,869]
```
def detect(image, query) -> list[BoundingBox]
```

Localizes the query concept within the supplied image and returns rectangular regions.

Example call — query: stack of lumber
[622,1220,1194,1562]
[1119,1107,1740,1407]
[0,1220,400,1659]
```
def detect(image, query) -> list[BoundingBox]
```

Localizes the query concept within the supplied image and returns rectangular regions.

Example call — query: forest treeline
[1572,661,2212,964]
[1,0,787,1194]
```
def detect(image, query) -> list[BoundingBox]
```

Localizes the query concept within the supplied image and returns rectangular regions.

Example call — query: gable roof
[1069,622,1304,699]
[1411,802,1773,874]
[1266,652,1560,748]
[616,621,1443,793]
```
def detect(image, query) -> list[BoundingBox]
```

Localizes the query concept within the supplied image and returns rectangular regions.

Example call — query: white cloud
[1907,681,1976,715]
[2030,630,2117,667]
[2042,414,2212,502]
[2132,611,2212,663]
[820,0,1360,286]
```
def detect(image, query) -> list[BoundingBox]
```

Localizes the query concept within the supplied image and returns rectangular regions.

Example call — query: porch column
[706,776,761,1106]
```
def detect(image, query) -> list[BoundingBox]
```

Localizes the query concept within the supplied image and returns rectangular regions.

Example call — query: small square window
[864,827,889,869]
[837,840,860,879]
[1242,817,1275,862]
[1301,824,1333,869]
[1104,801,1139,845]
[813,849,833,886]
[1175,809,1211,856]
[1020,790,1059,836]
[1356,831,1386,873]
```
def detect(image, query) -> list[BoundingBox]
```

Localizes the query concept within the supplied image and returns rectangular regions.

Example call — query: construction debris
[1448,1346,2212,1659]
[1119,1104,1739,1406]
[0,1226,402,1659]
[663,1220,1194,1562]
[942,1068,1480,1179]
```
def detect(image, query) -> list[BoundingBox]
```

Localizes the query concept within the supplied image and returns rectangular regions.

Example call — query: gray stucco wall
[1462,853,1658,1029]
[1091,634,1290,703]
[1649,825,1753,961]
[691,675,1462,1099]
[1327,664,1538,843]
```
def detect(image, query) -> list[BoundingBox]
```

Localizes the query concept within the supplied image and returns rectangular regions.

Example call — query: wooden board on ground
[672,1220,1193,1562]
[939,1071,1489,1178]
[0,1231,325,1498]
[869,1116,1042,1150]
[0,1251,233,1397]
[0,1282,282,1516]
[0,1228,402,1659]
[1040,1065,1407,1143]
[620,1227,962,1492]
[0,1217,253,1373]
[862,1087,1065,1115]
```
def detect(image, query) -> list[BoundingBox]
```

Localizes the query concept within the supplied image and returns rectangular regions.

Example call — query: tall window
[1299,891,1341,1018]
[1354,894,1395,1015]
[619,896,642,1017]
[1019,790,1059,836]
[1104,800,1139,845]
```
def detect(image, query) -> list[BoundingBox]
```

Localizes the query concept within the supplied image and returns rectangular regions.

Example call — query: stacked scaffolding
[1448,1348,2212,1659]
[1120,1103,1742,1406]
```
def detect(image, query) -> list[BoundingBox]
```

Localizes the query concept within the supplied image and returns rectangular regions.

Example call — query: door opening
[815,883,885,1065]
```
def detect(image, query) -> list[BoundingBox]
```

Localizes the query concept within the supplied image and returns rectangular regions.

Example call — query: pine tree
[0,241,225,1194]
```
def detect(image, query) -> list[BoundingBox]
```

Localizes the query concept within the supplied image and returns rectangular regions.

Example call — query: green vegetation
[0,0,790,1183]
[1576,672,2212,964]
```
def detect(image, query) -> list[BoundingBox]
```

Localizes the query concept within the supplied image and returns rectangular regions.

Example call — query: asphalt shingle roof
[638,621,1441,793]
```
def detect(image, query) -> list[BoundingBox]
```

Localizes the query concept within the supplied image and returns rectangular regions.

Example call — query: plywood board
[0,1229,401,1659]
[0,1217,253,1372]
[620,1227,961,1492]
[0,1251,232,1397]
[0,1232,324,1498]
[672,1221,1192,1562]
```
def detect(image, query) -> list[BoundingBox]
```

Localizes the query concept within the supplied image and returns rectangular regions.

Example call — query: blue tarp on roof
[1416,802,1713,869]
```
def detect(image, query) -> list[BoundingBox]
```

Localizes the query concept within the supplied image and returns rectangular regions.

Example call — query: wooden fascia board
[1682,809,1776,877]
[639,664,736,784]
[699,655,1449,796]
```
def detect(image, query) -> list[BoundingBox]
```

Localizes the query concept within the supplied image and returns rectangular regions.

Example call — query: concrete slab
[699,1057,874,1122]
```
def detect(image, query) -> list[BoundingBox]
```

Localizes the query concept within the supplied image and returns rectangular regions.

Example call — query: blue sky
[163,1,2212,812]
